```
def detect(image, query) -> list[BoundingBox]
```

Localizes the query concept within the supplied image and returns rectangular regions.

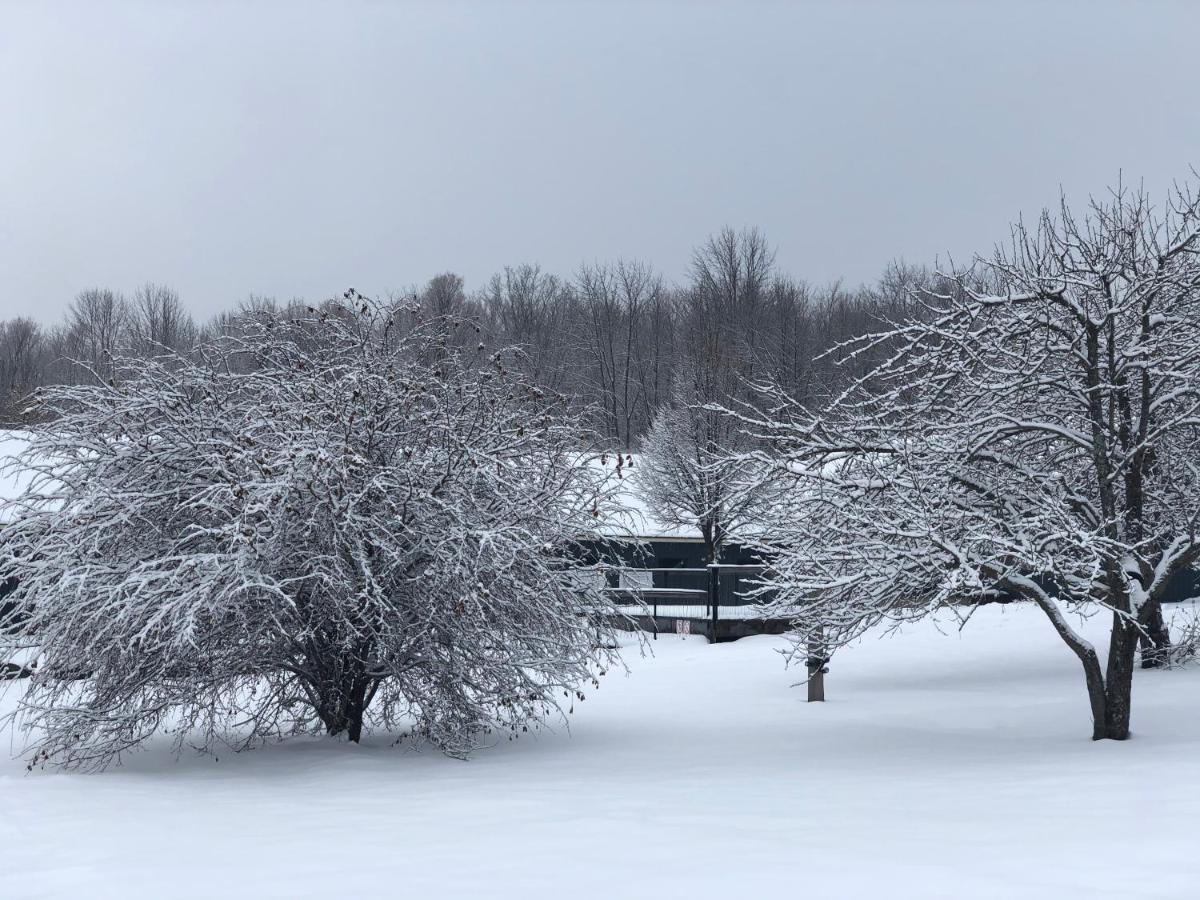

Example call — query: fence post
[708,564,719,644]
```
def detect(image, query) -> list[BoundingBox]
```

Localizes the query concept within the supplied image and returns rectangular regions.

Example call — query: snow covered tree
[0,297,620,769]
[740,179,1200,740]
[638,366,773,564]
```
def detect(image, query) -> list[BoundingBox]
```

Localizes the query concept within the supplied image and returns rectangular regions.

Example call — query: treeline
[0,227,945,442]
[1,283,198,422]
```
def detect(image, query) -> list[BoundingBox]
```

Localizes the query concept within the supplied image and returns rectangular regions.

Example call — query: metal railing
[602,565,769,638]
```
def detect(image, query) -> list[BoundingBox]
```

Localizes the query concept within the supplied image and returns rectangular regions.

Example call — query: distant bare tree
[482,264,578,396]
[0,318,46,423]
[576,260,666,447]
[419,272,468,317]
[758,275,818,405]
[687,226,775,379]
[130,283,195,353]
[630,277,677,429]
[60,288,129,383]
[9,237,973,449]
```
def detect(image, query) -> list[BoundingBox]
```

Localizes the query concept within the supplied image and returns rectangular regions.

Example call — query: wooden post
[806,626,826,702]
[708,565,720,644]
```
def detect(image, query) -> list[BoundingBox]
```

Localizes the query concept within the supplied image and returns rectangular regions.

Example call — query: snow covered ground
[4,602,1200,899]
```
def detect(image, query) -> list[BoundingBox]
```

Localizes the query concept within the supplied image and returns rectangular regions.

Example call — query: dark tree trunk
[1138,599,1171,669]
[1071,611,1138,742]
[1075,638,1109,741]
[701,516,727,568]
[1098,612,1139,740]
[700,522,718,567]
[1031,593,1133,741]
[806,627,826,702]
[313,659,373,743]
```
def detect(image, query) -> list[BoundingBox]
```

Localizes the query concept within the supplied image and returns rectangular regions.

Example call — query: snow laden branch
[732,178,1200,740]
[0,298,622,769]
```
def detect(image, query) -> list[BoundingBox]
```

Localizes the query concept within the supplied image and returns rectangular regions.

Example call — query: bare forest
[0,228,941,442]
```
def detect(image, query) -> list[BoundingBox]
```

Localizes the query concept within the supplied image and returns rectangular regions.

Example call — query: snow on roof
[590,453,704,542]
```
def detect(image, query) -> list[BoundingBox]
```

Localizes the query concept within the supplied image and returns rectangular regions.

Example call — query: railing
[601,565,769,638]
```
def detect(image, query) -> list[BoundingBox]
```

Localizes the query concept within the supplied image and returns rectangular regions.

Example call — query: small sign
[675,618,690,636]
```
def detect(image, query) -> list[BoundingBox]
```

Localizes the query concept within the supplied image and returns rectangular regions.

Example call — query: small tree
[638,367,772,564]
[0,298,618,769]
[741,179,1200,741]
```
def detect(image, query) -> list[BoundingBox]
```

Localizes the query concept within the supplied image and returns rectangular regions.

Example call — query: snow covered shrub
[0,297,619,769]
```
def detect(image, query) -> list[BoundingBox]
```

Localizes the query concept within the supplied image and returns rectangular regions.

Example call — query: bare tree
[630,276,677,429]
[129,282,195,353]
[59,288,130,383]
[741,179,1200,740]
[687,226,775,379]
[576,260,665,447]
[482,264,578,397]
[419,272,468,317]
[0,318,46,423]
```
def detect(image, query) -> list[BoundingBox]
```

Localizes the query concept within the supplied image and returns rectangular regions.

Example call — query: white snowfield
[4,602,1200,899]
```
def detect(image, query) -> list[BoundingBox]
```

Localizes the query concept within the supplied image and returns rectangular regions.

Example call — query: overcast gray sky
[2,0,1198,322]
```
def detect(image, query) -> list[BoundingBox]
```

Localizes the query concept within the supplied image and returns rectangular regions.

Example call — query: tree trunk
[700,521,717,567]
[1030,593,1130,741]
[1063,614,1139,742]
[1138,598,1171,669]
[1098,612,1139,740]
[314,664,372,743]
[806,627,826,702]
[1078,645,1109,741]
